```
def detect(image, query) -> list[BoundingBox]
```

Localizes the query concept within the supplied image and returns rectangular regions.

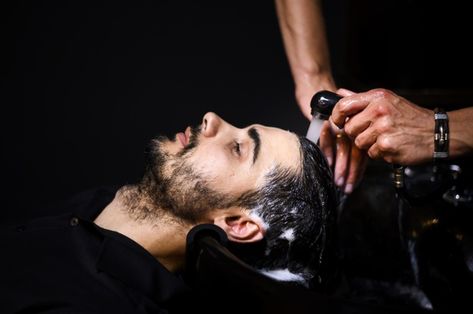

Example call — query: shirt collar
[95,226,191,303]
[74,186,191,303]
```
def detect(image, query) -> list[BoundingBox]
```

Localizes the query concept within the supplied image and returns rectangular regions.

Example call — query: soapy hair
[235,136,340,291]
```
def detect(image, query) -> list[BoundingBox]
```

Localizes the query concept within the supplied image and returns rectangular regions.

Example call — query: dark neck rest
[183,224,433,314]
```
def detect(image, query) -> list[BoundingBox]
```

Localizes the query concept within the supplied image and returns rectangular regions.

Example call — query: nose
[201,112,223,137]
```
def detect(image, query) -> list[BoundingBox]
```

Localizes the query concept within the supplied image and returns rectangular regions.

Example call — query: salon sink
[181,224,432,314]
[340,158,473,313]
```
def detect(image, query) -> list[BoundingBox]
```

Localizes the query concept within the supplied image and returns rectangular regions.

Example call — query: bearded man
[0,112,339,314]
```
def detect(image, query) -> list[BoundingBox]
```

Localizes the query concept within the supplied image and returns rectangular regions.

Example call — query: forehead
[257,126,301,175]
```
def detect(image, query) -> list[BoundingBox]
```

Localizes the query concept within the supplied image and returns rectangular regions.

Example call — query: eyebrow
[248,127,260,164]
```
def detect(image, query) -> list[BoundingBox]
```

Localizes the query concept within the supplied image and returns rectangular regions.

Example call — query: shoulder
[56,185,120,220]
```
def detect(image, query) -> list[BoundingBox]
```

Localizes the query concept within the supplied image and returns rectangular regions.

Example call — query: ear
[213,212,264,243]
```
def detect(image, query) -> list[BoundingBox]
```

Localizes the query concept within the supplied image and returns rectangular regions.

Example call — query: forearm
[275,0,335,89]
[448,107,473,158]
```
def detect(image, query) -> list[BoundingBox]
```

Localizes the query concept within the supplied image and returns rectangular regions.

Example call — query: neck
[94,186,192,272]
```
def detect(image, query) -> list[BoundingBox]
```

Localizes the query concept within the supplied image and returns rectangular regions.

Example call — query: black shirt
[0,187,191,314]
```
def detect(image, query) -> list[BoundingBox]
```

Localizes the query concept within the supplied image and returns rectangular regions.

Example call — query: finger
[331,90,381,128]
[353,121,380,150]
[367,143,381,160]
[328,118,344,138]
[333,135,350,188]
[342,95,389,139]
[344,148,368,194]
[319,121,335,167]
[336,88,355,97]
[344,110,372,140]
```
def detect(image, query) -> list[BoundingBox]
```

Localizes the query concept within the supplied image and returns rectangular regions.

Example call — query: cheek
[190,148,235,179]
[189,143,265,194]
[189,148,249,193]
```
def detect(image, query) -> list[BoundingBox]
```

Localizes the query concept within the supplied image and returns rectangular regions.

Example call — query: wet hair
[233,135,340,291]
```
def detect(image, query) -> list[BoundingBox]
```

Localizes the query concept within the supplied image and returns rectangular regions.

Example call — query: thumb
[336,88,356,97]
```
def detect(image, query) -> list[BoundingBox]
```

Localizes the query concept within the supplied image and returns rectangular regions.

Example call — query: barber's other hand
[319,87,368,194]
[331,88,434,165]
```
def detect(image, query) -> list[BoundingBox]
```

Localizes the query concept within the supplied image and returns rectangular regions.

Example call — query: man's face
[145,112,301,223]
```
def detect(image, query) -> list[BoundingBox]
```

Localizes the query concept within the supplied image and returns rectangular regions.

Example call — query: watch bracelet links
[433,107,449,159]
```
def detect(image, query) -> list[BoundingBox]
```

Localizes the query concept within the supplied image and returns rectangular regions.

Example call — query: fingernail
[336,177,344,187]
[344,184,353,194]
[326,157,333,167]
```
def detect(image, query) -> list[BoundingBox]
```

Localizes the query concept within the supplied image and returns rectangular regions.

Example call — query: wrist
[445,108,473,158]
[294,71,336,99]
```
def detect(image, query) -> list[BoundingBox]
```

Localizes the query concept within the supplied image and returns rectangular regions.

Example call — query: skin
[160,112,301,197]
[275,0,366,193]
[94,112,302,272]
[331,88,473,165]
[275,0,336,120]
[319,117,367,193]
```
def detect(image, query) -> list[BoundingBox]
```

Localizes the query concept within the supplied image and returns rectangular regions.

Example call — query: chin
[163,140,183,156]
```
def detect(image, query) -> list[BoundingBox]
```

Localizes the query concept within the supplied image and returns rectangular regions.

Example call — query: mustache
[178,124,201,156]
[144,124,202,161]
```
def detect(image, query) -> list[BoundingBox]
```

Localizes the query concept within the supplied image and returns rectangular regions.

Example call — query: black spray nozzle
[310,90,343,120]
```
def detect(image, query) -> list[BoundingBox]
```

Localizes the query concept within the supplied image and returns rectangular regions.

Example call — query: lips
[177,126,191,147]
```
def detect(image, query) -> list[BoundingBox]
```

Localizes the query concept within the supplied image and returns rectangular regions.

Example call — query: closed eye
[232,141,241,156]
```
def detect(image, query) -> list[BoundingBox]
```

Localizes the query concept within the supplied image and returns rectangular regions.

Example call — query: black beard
[136,125,248,223]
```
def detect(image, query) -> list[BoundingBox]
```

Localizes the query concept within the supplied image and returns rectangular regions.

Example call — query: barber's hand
[319,89,368,194]
[331,88,434,165]
[295,75,337,121]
